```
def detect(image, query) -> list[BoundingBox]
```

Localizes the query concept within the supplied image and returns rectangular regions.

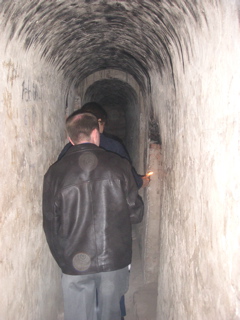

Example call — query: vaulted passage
[80,76,142,162]
[0,1,240,319]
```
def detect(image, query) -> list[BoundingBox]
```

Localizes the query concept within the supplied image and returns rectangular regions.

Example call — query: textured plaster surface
[152,2,240,319]
[0,36,69,319]
[143,143,162,284]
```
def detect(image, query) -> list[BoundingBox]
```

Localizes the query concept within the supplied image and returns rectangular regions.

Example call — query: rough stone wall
[0,36,69,319]
[143,143,162,284]
[152,1,240,319]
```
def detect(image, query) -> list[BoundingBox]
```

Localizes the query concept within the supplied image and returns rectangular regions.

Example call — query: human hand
[141,175,150,188]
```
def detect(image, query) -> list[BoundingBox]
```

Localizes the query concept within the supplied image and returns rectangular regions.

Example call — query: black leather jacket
[43,143,144,275]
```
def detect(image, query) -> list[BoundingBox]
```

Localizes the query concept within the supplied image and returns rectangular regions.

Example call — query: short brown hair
[66,112,99,144]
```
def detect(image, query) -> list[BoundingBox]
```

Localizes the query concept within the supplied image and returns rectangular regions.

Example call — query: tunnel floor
[125,233,157,320]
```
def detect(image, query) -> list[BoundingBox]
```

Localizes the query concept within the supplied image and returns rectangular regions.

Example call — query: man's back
[43,112,144,320]
[43,143,143,275]
[58,132,143,188]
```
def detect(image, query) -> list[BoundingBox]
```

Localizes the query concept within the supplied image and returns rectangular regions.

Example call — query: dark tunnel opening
[81,78,141,162]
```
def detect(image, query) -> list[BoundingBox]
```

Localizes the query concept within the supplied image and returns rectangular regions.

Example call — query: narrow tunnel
[80,76,144,164]
[0,1,240,319]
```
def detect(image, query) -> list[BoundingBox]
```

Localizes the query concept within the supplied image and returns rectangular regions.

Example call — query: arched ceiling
[0,0,207,91]
[83,79,137,107]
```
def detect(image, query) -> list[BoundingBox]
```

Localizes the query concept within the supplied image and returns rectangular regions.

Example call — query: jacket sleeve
[131,167,143,189]
[112,140,143,189]
[115,142,143,189]
[42,172,63,266]
[124,162,144,224]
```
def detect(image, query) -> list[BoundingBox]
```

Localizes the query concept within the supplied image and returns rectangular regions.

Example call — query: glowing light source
[146,171,154,176]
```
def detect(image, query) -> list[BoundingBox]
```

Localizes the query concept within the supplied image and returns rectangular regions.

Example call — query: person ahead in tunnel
[58,102,150,190]
[43,112,144,320]
[58,102,148,319]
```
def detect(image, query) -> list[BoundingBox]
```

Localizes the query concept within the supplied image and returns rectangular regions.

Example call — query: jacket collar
[66,143,99,156]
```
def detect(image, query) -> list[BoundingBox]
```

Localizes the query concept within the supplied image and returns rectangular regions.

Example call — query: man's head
[66,112,100,146]
[81,102,107,133]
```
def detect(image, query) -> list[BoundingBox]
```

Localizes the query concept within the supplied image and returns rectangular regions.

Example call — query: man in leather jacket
[42,112,144,320]
[58,102,150,190]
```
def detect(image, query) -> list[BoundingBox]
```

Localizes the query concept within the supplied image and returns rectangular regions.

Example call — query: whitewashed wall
[0,36,70,319]
[152,1,240,319]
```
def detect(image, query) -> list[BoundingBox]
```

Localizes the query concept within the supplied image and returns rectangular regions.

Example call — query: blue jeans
[61,267,129,320]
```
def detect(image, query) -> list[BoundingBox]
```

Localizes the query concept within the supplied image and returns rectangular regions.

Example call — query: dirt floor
[125,238,157,320]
